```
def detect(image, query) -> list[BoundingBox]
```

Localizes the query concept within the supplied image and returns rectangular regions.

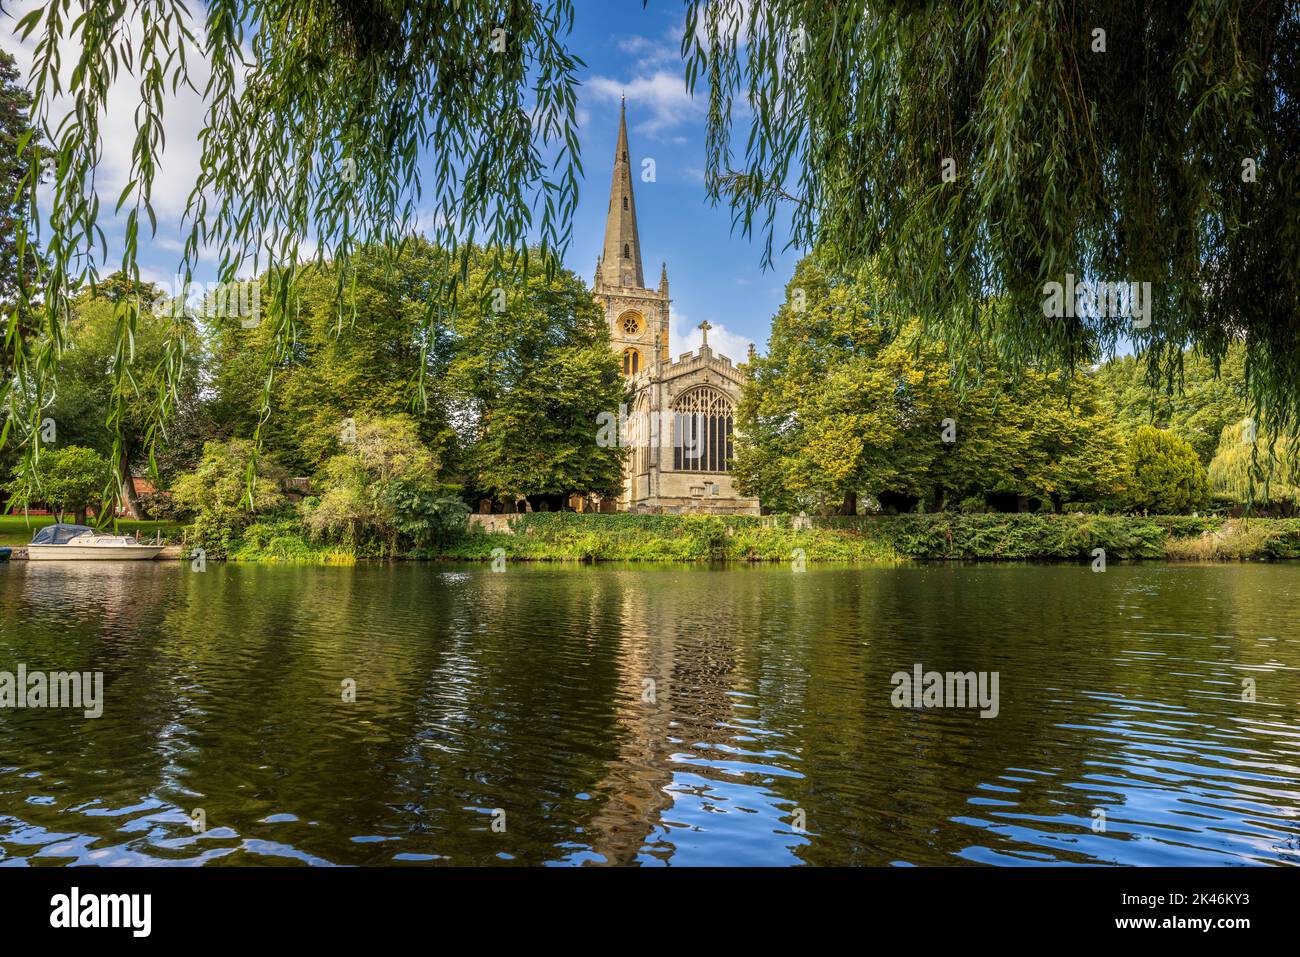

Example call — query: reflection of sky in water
[1,561,1299,866]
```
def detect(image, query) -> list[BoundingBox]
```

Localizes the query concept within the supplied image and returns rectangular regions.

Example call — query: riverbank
[213,512,1300,564]
[818,513,1300,561]
[0,516,181,547]
[6,512,1295,564]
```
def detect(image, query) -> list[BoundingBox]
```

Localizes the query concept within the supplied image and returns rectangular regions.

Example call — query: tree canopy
[207,240,454,473]
[735,255,1126,514]
[43,276,203,516]
[444,246,626,508]
[170,438,288,557]
[1124,425,1210,514]
[0,47,44,313]
[684,1,1300,432]
[1208,419,1300,510]
[7,444,111,523]
[1095,348,1250,465]
[3,0,584,489]
[203,238,624,507]
[6,1,1298,503]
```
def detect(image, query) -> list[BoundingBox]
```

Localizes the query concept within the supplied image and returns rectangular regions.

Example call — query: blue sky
[4,0,795,363]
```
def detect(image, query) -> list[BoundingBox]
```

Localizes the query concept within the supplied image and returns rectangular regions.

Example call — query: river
[1,561,1297,866]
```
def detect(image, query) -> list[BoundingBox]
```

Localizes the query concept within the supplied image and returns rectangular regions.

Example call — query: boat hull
[26,544,165,561]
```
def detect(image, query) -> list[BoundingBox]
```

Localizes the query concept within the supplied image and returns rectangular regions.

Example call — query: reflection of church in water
[593,102,760,515]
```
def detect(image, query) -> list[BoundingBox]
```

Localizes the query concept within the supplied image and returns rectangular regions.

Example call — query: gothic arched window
[630,394,651,478]
[622,347,641,376]
[673,387,734,472]
[623,243,630,259]
[623,196,629,210]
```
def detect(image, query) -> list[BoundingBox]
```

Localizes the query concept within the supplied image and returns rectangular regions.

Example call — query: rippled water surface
[1,561,1298,866]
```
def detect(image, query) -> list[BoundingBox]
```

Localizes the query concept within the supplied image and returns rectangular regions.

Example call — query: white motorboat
[26,523,165,561]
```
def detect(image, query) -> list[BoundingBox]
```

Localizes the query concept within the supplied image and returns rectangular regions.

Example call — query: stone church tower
[593,100,760,515]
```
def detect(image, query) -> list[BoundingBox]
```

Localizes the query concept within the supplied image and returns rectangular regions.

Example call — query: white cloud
[6,0,223,223]
[684,0,754,54]
[671,305,752,364]
[590,13,756,141]
[586,69,701,139]
[614,34,677,66]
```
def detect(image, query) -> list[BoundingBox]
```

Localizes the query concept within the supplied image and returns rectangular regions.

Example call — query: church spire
[600,97,645,289]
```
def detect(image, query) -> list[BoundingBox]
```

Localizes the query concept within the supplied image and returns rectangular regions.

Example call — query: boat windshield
[30,524,95,545]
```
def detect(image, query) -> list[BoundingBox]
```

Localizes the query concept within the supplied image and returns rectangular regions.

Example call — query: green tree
[448,248,626,510]
[208,240,454,473]
[736,255,1125,514]
[927,368,1126,513]
[734,256,935,514]
[0,46,50,500]
[9,1,584,484]
[8,445,111,523]
[1125,426,1210,514]
[1207,420,1300,511]
[13,3,1300,500]
[171,439,288,557]
[683,2,1300,438]
[0,47,46,311]
[304,414,441,551]
[43,276,202,516]
[1095,348,1250,464]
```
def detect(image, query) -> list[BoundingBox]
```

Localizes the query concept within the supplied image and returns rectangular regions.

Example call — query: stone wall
[467,514,519,534]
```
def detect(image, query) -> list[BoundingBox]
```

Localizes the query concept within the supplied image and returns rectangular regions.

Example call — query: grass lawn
[0,515,181,547]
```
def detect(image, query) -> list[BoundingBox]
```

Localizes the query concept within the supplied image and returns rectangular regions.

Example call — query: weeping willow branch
[683,0,1300,439]
[4,0,584,508]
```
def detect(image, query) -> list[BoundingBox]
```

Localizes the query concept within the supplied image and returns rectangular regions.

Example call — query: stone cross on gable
[698,319,712,346]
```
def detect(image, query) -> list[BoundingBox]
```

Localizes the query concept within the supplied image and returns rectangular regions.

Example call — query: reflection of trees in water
[0,562,191,861]
[155,565,637,864]
[167,563,1300,866]
[392,567,631,864]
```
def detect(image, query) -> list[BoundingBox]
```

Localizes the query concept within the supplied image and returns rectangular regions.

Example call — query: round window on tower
[620,312,643,337]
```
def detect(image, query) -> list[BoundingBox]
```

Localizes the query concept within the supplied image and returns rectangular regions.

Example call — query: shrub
[7,445,112,521]
[7,444,112,520]
[135,490,183,521]
[171,439,288,558]
[1125,426,1209,514]
[230,518,356,564]
[384,483,470,549]
[302,414,442,553]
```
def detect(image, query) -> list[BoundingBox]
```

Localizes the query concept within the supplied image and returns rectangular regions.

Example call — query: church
[592,102,761,516]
